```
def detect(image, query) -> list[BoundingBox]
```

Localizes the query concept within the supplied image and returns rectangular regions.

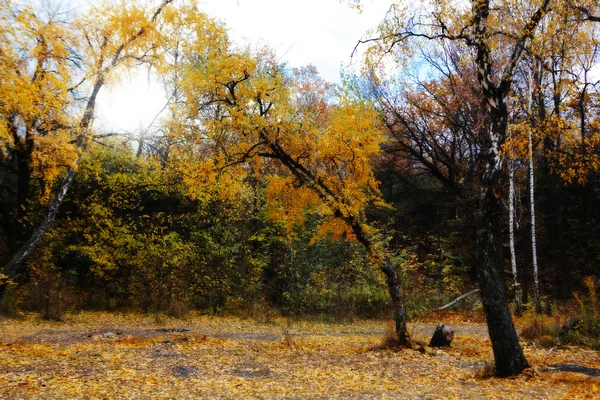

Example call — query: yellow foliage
[1,0,192,221]
[160,23,387,244]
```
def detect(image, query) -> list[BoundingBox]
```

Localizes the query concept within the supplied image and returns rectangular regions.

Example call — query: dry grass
[520,313,562,346]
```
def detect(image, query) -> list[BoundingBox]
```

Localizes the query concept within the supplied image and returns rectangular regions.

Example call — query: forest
[1,0,600,393]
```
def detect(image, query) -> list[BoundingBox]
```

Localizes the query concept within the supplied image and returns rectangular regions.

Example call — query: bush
[0,278,20,317]
[562,276,600,348]
[519,277,600,349]
[573,277,600,335]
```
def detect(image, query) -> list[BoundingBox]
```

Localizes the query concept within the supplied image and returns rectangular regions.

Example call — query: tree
[1,0,175,294]
[507,63,542,313]
[163,28,411,344]
[507,123,522,315]
[367,47,486,198]
[522,1,600,301]
[359,0,562,375]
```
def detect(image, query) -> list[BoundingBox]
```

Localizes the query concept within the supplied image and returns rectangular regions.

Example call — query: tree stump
[429,323,454,347]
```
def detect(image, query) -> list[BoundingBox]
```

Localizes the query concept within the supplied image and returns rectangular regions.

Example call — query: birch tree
[359,0,558,375]
[507,123,522,315]
[1,0,175,293]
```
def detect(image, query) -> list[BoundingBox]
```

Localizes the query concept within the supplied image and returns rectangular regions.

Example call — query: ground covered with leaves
[0,312,598,399]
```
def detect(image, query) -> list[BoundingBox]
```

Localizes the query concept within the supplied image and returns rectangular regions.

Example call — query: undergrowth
[520,276,600,350]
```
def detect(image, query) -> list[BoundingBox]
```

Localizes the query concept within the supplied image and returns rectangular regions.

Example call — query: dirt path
[1,316,489,344]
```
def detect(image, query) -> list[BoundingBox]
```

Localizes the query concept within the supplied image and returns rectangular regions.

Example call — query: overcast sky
[95,0,391,133]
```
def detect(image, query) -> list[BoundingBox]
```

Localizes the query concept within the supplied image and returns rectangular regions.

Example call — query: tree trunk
[346,216,410,346]
[469,0,544,372]
[381,260,410,346]
[478,186,529,376]
[429,323,454,347]
[527,69,542,314]
[269,137,411,346]
[0,167,78,301]
[477,107,529,377]
[529,131,542,314]
[508,127,521,316]
[3,167,77,278]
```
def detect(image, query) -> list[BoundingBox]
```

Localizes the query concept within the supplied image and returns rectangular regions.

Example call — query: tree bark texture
[529,128,542,314]
[477,105,529,376]
[527,67,542,313]
[470,0,550,375]
[381,260,410,346]
[508,128,521,316]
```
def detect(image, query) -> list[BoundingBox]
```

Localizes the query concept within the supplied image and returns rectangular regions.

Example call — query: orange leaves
[32,132,78,204]
[264,175,320,234]
[312,218,358,244]
[77,1,164,73]
[549,121,600,185]
[0,3,74,130]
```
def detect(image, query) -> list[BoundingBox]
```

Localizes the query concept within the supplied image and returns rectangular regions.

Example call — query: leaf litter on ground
[0,312,598,399]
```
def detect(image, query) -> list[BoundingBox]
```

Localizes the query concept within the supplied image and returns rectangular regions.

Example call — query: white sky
[95,0,392,133]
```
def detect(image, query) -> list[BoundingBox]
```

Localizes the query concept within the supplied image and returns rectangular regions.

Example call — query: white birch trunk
[529,127,541,313]
[528,68,542,313]
[508,125,521,315]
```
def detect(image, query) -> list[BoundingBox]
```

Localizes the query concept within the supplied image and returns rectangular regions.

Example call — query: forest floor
[0,312,598,399]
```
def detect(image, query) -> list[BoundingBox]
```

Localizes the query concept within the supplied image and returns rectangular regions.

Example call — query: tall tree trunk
[477,107,529,377]
[2,166,77,279]
[468,0,549,374]
[529,129,542,314]
[527,67,542,314]
[508,127,522,316]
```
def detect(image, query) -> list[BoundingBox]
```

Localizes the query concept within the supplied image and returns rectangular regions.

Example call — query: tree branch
[435,289,480,311]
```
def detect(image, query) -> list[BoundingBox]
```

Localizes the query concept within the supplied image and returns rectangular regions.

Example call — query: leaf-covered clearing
[0,312,598,399]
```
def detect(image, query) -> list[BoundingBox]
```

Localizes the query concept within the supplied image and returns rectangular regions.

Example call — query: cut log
[429,323,454,347]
